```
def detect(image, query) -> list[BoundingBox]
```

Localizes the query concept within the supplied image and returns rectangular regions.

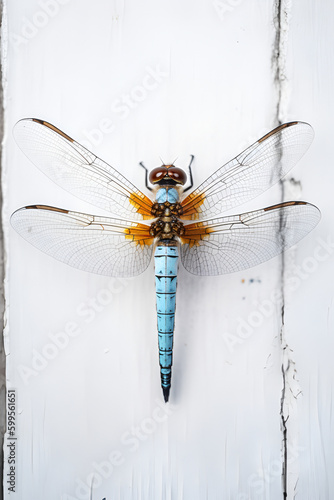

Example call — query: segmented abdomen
[154,243,178,402]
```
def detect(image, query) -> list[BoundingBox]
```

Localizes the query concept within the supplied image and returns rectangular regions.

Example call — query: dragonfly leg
[139,161,153,191]
[183,155,195,193]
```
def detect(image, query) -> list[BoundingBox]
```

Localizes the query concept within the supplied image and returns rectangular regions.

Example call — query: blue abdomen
[154,243,178,402]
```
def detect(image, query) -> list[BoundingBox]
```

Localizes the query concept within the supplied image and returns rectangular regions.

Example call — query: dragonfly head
[149,164,187,186]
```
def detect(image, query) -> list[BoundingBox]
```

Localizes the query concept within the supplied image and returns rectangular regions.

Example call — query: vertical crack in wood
[273,0,283,123]
[280,340,289,500]
[0,1,6,498]
[272,0,289,123]
[272,1,292,499]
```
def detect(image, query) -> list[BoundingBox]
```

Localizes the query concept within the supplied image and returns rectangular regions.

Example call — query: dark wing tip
[263,200,321,219]
[10,205,70,227]
[24,205,69,214]
[258,121,313,143]
[14,118,74,143]
[263,200,307,212]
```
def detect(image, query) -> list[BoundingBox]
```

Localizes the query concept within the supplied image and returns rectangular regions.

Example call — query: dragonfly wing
[180,201,320,275]
[13,119,153,220]
[11,205,154,277]
[181,122,314,220]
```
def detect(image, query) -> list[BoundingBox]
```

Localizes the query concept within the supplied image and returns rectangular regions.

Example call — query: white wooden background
[2,1,333,499]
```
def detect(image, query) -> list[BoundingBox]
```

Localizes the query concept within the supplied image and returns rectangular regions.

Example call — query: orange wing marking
[181,191,206,220]
[129,192,154,219]
[180,222,214,248]
[124,223,154,247]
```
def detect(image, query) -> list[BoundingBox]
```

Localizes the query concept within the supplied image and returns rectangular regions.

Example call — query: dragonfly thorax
[150,187,185,240]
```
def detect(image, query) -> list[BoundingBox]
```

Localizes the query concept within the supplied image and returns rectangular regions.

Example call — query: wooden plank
[3,1,331,499]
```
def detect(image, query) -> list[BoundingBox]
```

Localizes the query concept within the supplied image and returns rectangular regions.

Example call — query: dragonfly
[11,119,320,402]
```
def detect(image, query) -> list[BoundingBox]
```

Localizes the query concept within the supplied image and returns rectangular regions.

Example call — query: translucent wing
[13,119,153,220]
[181,122,314,220]
[180,201,320,275]
[11,205,154,277]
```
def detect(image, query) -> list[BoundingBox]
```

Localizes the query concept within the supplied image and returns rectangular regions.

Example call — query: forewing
[181,122,314,220]
[11,205,154,277]
[13,119,153,220]
[180,202,320,275]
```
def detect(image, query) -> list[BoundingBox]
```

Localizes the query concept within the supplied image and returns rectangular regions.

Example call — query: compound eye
[167,167,187,185]
[149,167,168,184]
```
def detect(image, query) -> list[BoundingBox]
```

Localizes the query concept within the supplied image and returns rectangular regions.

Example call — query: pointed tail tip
[162,386,170,403]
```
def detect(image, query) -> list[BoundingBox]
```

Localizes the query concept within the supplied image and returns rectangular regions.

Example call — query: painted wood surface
[2,1,333,499]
